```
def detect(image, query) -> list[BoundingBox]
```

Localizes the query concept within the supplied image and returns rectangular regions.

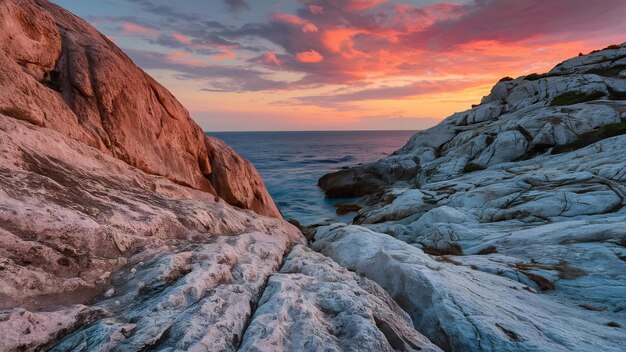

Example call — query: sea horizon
[208,130,417,224]
[205,128,421,133]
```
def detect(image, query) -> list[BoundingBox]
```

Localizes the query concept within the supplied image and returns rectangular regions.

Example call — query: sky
[51,0,626,131]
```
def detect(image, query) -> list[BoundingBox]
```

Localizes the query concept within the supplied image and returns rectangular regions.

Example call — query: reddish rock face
[0,0,280,218]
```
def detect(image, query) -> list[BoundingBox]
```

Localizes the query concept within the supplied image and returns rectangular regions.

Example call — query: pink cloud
[295,50,324,63]
[214,50,237,60]
[120,21,158,38]
[172,32,192,45]
[272,13,318,32]
[344,0,389,10]
[165,51,205,67]
[261,52,281,65]
[309,5,325,15]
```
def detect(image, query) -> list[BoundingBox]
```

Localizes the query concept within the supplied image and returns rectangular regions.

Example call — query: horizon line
[205,129,420,133]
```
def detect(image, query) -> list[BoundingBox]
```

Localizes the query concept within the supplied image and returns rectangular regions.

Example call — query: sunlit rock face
[0,0,301,350]
[0,103,306,350]
[0,0,279,218]
[317,44,626,351]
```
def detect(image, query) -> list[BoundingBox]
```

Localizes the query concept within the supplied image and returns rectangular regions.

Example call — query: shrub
[604,44,621,50]
[422,244,463,256]
[550,90,605,106]
[524,73,548,81]
[552,122,626,154]
[498,76,514,83]
[606,321,622,328]
[585,65,626,77]
[477,246,497,255]
[524,272,555,291]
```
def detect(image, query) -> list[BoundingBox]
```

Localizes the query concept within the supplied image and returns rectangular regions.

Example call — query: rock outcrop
[0,1,444,351]
[0,0,279,218]
[240,246,441,352]
[317,44,626,351]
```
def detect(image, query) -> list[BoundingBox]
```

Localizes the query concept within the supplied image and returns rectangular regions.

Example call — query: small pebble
[104,288,115,298]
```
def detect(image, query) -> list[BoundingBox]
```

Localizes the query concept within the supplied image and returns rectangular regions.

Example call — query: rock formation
[0,1,441,351]
[317,44,626,351]
[0,0,278,218]
[2,0,625,351]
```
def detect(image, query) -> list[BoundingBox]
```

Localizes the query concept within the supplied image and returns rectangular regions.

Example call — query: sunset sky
[51,0,626,131]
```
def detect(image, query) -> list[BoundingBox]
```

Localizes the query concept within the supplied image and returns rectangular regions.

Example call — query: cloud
[272,13,318,33]
[342,0,390,11]
[120,21,158,37]
[309,5,324,15]
[126,49,288,92]
[224,0,249,12]
[86,0,626,109]
[400,0,626,50]
[291,79,488,107]
[257,52,282,66]
[295,50,324,63]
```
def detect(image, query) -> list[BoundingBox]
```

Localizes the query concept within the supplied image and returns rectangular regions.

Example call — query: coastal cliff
[0,1,440,351]
[1,0,625,351]
[318,43,626,351]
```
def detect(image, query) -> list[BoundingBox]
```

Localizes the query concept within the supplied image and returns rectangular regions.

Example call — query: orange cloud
[272,13,318,32]
[214,50,237,60]
[261,52,281,65]
[295,50,324,63]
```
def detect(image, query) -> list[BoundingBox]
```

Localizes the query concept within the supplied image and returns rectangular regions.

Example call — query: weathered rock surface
[0,0,303,350]
[313,224,625,352]
[0,112,303,351]
[0,2,443,351]
[0,0,279,217]
[321,44,626,197]
[316,44,626,351]
[240,245,441,352]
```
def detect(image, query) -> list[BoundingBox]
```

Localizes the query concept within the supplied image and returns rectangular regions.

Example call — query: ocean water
[208,130,416,225]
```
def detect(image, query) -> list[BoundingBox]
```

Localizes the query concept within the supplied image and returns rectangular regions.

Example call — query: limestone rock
[316,44,626,351]
[240,245,442,352]
[313,225,626,352]
[319,43,626,197]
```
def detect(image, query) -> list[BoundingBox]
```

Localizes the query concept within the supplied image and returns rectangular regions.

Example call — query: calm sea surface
[208,130,416,225]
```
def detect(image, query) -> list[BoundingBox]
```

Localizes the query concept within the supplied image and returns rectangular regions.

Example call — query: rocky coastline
[1,1,625,351]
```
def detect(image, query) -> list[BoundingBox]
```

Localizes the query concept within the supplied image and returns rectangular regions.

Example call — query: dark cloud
[400,0,626,50]
[289,79,487,107]
[224,0,249,12]
[89,0,626,97]
[126,49,289,92]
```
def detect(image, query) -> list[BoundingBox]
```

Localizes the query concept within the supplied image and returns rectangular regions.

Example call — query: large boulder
[0,0,279,218]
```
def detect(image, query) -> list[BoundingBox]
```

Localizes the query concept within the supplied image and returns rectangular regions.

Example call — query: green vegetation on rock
[550,90,605,106]
[552,122,626,154]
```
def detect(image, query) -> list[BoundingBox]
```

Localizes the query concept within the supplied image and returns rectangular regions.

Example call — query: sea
[208,130,416,225]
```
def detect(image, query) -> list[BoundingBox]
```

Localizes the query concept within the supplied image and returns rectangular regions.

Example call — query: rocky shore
[0,1,625,351]
[318,43,626,351]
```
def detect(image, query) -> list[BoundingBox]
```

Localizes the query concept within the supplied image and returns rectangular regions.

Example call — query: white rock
[313,225,626,352]
[240,245,442,352]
